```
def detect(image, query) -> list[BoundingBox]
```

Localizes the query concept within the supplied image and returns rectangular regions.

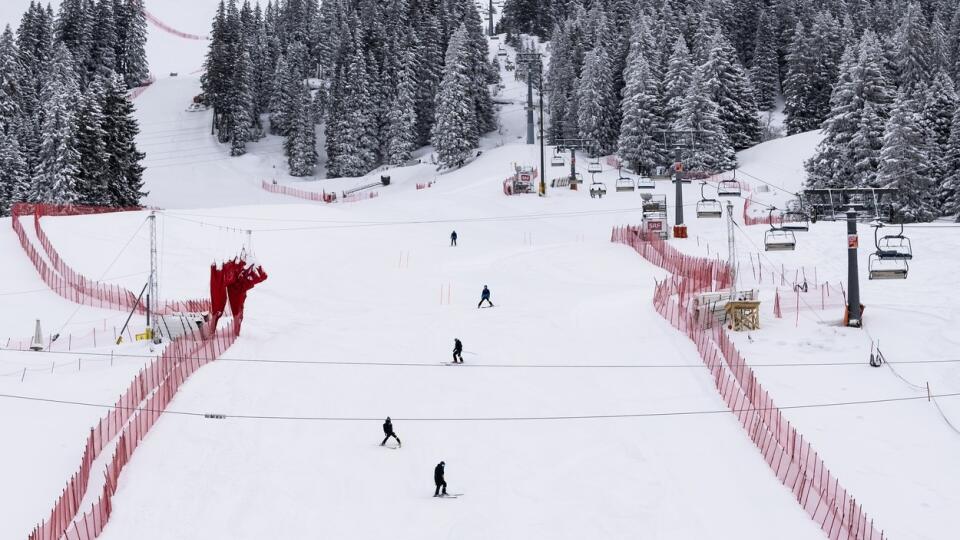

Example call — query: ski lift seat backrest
[717,180,741,197]
[877,236,912,259]
[869,254,908,279]
[637,177,655,189]
[696,199,722,218]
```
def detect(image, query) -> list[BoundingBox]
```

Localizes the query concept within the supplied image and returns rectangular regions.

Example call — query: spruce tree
[74,78,110,205]
[0,122,28,215]
[386,45,419,166]
[894,2,931,91]
[577,46,617,155]
[100,73,145,207]
[701,29,760,150]
[617,51,663,174]
[117,0,149,88]
[662,37,693,130]
[286,84,317,176]
[922,72,957,191]
[676,70,736,171]
[35,43,82,205]
[431,25,477,169]
[807,44,859,189]
[877,90,934,220]
[940,107,960,218]
[750,7,780,110]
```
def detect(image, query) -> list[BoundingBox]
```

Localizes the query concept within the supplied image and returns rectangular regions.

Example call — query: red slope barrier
[612,226,885,540]
[143,10,207,41]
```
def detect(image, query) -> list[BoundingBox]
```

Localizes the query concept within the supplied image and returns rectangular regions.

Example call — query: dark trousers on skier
[453,350,463,363]
[381,432,401,446]
[451,237,457,246]
[435,480,447,496]
[478,297,493,308]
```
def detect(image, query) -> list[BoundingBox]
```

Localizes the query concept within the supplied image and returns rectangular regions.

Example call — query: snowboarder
[477,285,493,308]
[452,338,463,363]
[450,230,458,247]
[381,417,402,448]
[434,461,448,496]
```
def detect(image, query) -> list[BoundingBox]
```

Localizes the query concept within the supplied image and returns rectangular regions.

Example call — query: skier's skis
[434,493,463,499]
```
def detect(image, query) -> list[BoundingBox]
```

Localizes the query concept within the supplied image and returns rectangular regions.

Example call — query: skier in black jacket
[434,461,448,496]
[452,338,463,364]
[381,417,401,447]
[477,285,493,308]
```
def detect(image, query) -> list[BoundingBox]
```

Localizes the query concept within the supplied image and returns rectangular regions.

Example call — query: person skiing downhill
[450,230,458,247]
[434,461,448,496]
[452,338,463,364]
[381,417,401,448]
[477,285,493,308]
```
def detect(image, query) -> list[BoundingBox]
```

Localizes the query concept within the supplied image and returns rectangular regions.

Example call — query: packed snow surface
[3,3,960,539]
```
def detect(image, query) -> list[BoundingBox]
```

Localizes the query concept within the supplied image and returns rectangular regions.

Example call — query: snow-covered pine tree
[55,0,93,78]
[74,77,110,205]
[850,30,895,187]
[326,41,377,177]
[35,43,82,205]
[894,2,931,92]
[414,11,444,146]
[100,73,145,207]
[116,0,149,88]
[577,45,617,155]
[269,54,297,136]
[0,124,28,216]
[229,49,255,156]
[16,3,54,180]
[431,25,478,170]
[921,72,957,203]
[461,0,496,135]
[617,51,664,174]
[546,22,577,142]
[876,89,934,221]
[783,22,816,134]
[385,44,419,166]
[701,29,760,150]
[87,0,118,81]
[807,43,859,189]
[0,26,24,130]
[662,37,693,130]
[675,69,736,171]
[750,7,779,110]
[940,107,960,219]
[285,83,317,176]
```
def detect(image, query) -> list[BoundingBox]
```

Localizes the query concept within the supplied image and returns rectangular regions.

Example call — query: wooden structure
[725,300,761,331]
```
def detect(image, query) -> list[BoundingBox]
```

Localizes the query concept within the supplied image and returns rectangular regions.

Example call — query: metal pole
[538,70,545,196]
[727,200,736,292]
[488,0,494,36]
[526,69,534,145]
[674,147,684,226]
[570,148,577,190]
[148,211,159,342]
[846,207,862,327]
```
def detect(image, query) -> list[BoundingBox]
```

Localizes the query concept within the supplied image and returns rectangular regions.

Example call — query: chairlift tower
[553,137,596,192]
[845,207,862,327]
[654,130,708,232]
[726,200,737,292]
[517,51,545,195]
[487,0,494,36]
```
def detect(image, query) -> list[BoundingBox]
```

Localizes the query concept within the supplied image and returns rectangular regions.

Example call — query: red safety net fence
[143,10,207,40]
[261,180,336,203]
[10,204,211,316]
[28,328,237,540]
[612,226,886,540]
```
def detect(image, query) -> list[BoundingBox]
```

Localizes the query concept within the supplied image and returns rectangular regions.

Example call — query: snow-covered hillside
[4,1,960,539]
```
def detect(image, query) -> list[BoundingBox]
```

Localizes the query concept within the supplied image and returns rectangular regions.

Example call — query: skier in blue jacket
[477,285,493,308]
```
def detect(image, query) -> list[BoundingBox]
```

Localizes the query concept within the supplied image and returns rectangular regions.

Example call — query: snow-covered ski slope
[4,4,960,540]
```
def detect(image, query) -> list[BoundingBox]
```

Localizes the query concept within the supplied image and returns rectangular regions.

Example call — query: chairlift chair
[717,178,741,197]
[550,149,565,167]
[587,158,602,174]
[782,210,810,231]
[696,182,722,218]
[874,222,913,260]
[636,176,655,189]
[615,176,636,192]
[764,208,796,251]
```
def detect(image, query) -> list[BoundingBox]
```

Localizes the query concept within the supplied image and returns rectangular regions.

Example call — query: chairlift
[868,222,912,279]
[587,158,602,174]
[717,178,741,197]
[636,176,655,189]
[615,176,636,192]
[782,210,810,231]
[550,149,565,167]
[764,208,796,251]
[696,182,722,218]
